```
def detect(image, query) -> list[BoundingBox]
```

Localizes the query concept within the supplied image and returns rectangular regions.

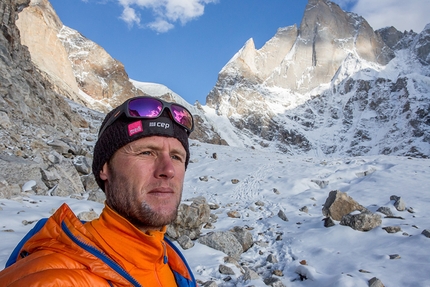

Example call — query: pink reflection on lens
[129,98,162,117]
[171,105,192,129]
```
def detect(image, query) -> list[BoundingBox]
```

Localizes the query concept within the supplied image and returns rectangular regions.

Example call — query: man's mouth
[148,188,174,196]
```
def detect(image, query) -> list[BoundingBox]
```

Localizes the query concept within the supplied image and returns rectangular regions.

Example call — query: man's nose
[154,154,175,178]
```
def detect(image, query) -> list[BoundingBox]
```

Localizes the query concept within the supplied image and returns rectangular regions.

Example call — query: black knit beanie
[92,106,191,192]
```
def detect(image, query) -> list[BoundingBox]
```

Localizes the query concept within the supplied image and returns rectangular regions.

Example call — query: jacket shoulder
[0,250,112,287]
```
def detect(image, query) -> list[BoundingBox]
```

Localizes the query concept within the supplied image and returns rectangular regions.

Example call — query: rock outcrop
[15,0,226,144]
[15,0,145,113]
[0,0,98,198]
[15,0,80,103]
[57,26,145,112]
[340,210,382,232]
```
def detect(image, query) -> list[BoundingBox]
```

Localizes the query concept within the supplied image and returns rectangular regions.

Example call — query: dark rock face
[377,26,411,50]
[413,25,430,65]
[0,0,94,198]
[0,0,87,156]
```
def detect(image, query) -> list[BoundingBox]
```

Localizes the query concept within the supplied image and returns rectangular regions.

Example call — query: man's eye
[172,155,184,161]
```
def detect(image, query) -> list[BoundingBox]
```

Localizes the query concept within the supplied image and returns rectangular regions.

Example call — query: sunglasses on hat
[98,96,194,137]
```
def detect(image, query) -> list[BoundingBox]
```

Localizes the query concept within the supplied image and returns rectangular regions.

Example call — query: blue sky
[49,0,429,105]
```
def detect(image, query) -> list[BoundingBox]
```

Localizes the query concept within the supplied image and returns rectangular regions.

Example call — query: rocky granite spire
[208,0,394,109]
[205,0,429,157]
[268,0,394,92]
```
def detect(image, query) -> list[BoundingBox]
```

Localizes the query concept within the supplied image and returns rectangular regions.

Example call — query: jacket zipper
[162,241,168,264]
[61,221,142,287]
[152,241,168,286]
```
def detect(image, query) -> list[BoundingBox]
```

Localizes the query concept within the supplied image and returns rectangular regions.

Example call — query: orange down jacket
[0,203,197,287]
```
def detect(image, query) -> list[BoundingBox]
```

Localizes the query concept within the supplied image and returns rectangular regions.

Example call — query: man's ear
[99,162,109,181]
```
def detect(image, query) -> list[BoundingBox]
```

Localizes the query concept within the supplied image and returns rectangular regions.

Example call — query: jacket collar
[84,204,168,269]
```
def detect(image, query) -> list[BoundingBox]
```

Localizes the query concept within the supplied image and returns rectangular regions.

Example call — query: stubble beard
[105,164,180,230]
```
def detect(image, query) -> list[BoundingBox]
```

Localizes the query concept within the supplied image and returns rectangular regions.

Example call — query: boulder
[77,210,99,221]
[198,231,243,260]
[218,264,235,275]
[322,190,365,221]
[277,210,289,222]
[0,154,48,198]
[390,195,406,211]
[376,206,394,216]
[41,158,85,197]
[242,267,260,281]
[177,235,194,250]
[230,226,254,252]
[73,155,92,175]
[340,210,382,231]
[167,196,210,240]
[87,189,106,204]
[368,277,385,287]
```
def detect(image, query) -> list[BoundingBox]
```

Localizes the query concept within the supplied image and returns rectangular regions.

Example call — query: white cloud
[148,18,175,33]
[117,0,218,33]
[119,6,141,27]
[333,0,430,32]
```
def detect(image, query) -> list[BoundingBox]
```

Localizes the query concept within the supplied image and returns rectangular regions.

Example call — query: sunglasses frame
[98,96,194,137]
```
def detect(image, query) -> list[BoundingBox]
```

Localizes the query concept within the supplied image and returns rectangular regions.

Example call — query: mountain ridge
[205,0,429,157]
[5,0,430,159]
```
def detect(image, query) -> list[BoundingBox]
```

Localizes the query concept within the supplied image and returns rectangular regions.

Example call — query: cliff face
[274,0,393,91]
[15,0,80,102]
[13,0,225,145]
[0,0,87,156]
[57,26,146,112]
[0,0,99,198]
[15,0,145,113]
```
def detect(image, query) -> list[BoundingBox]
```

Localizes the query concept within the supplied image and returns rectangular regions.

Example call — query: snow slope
[1,141,429,286]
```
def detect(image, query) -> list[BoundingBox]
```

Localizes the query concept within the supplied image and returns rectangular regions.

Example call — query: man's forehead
[125,136,185,151]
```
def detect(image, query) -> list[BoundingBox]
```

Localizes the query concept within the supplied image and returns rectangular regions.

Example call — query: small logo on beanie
[128,120,143,136]
[149,122,170,129]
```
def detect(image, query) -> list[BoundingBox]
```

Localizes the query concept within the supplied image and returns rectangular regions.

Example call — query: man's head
[92,96,193,191]
[92,96,194,230]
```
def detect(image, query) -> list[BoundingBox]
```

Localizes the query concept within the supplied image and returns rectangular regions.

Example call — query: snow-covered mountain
[1,1,430,286]
[11,0,430,159]
[205,0,430,157]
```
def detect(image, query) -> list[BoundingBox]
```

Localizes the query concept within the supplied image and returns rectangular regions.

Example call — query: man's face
[100,136,187,231]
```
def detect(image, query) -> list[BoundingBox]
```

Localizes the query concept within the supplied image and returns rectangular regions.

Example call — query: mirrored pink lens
[171,104,193,130]
[128,98,162,117]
